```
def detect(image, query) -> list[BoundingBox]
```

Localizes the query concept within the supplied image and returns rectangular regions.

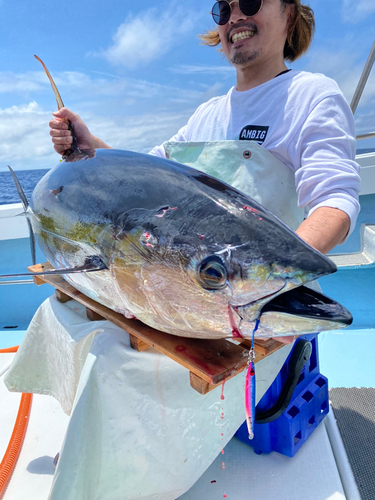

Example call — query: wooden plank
[254,338,282,355]
[129,334,151,352]
[55,290,73,304]
[188,348,271,394]
[239,338,284,356]
[190,369,243,395]
[28,263,46,274]
[32,275,46,286]
[189,373,212,395]
[86,308,105,322]
[28,263,48,286]
[26,262,284,389]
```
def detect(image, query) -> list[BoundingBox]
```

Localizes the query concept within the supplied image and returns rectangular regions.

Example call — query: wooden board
[235,337,283,357]
[28,263,284,394]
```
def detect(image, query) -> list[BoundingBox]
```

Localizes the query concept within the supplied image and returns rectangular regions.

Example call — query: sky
[0,0,374,171]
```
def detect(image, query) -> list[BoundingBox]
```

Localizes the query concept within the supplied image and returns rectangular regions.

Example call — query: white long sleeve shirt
[150,70,360,233]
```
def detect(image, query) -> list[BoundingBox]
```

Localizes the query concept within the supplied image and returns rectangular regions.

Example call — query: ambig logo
[239,125,269,144]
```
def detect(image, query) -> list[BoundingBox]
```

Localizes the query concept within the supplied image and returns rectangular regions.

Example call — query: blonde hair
[199,0,315,62]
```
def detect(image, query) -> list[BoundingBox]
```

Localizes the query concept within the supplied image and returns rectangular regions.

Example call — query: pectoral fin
[0,256,107,279]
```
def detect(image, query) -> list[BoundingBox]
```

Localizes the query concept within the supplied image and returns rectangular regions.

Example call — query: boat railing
[351,40,375,114]
[352,40,375,144]
[0,279,34,285]
[357,132,375,141]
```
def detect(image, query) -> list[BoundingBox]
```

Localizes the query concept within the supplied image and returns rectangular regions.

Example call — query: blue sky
[0,0,374,171]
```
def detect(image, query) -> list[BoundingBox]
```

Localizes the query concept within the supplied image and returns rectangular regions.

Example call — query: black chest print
[239,125,269,144]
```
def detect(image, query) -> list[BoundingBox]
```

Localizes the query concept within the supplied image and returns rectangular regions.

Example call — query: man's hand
[49,107,112,155]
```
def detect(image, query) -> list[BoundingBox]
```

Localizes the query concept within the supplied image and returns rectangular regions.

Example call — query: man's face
[218,0,294,69]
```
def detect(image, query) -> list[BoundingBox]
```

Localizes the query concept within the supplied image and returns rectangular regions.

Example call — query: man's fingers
[52,107,79,123]
[51,136,73,146]
[53,144,68,154]
[49,107,99,153]
[49,118,69,130]
[50,128,71,138]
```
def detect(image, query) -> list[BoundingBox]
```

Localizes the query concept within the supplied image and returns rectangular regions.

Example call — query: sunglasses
[211,0,263,26]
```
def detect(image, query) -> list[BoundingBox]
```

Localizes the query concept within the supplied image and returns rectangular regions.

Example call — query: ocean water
[357,148,375,155]
[0,169,49,205]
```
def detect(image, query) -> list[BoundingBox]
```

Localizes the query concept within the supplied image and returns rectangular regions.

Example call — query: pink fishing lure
[245,319,260,440]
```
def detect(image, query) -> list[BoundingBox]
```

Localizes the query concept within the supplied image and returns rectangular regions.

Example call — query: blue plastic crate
[235,334,329,457]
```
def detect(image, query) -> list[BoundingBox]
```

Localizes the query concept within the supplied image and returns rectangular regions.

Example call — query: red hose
[0,347,19,354]
[0,346,33,498]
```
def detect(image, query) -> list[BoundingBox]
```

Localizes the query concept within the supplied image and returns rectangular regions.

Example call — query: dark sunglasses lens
[212,1,231,25]
[239,0,262,16]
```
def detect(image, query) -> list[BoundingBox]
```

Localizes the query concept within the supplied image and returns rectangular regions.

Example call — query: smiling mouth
[231,30,255,43]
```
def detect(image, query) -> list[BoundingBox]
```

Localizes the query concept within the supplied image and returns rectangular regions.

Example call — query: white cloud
[0,101,44,115]
[0,101,193,171]
[97,8,194,68]
[171,65,235,75]
[0,69,207,112]
[0,102,56,170]
[340,0,375,23]
[0,67,230,171]
[0,71,46,93]
[87,110,192,154]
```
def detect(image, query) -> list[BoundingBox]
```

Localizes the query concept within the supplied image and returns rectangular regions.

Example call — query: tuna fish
[2,57,352,339]
[4,147,351,339]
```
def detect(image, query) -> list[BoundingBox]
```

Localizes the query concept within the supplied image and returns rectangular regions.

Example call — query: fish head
[109,191,350,339]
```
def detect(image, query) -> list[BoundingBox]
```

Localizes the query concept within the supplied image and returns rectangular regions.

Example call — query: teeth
[231,31,254,43]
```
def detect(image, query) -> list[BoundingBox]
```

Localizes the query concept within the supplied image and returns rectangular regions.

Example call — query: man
[49,0,360,256]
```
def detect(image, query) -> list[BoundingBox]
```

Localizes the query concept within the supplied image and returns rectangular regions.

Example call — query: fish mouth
[230,284,287,334]
[231,282,287,315]
[234,285,353,337]
[261,286,353,325]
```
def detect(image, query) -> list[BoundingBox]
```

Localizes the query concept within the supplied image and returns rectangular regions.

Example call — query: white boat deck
[0,341,363,500]
[0,367,348,500]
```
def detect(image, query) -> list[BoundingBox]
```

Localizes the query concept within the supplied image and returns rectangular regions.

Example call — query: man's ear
[283,2,296,44]
[287,3,297,29]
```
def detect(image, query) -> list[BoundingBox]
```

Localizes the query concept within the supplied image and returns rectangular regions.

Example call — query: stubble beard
[230,49,260,67]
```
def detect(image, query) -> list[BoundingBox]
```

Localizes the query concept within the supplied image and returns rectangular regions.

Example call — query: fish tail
[7,166,36,265]
[34,55,80,157]
[34,55,64,110]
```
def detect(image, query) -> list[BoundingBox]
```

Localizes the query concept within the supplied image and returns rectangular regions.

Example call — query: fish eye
[197,256,228,290]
